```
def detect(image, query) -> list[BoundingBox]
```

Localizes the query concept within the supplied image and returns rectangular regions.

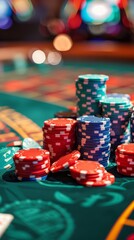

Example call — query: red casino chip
[14,159,50,167]
[7,140,22,147]
[69,160,105,176]
[117,165,134,173]
[118,165,134,171]
[13,149,50,179]
[43,132,75,138]
[43,139,75,146]
[15,162,50,171]
[15,168,50,177]
[116,160,134,167]
[115,150,134,161]
[75,172,115,187]
[117,143,134,155]
[43,128,76,134]
[117,167,134,176]
[13,149,50,161]
[50,150,80,173]
[115,155,134,166]
[44,118,77,128]
[43,118,76,162]
[70,171,105,182]
[115,146,134,173]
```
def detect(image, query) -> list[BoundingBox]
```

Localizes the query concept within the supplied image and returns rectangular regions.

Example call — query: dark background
[0,0,134,42]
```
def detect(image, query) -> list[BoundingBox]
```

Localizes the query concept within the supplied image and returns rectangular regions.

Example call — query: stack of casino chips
[43,118,77,163]
[75,74,109,116]
[13,148,50,181]
[77,115,111,167]
[130,113,134,142]
[115,143,134,176]
[100,97,133,154]
[70,160,115,187]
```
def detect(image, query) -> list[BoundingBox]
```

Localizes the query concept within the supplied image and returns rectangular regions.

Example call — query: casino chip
[22,138,41,149]
[69,160,115,187]
[130,113,134,143]
[100,97,132,155]
[117,143,134,155]
[16,175,48,181]
[50,150,80,172]
[42,118,77,163]
[116,143,134,176]
[14,148,50,161]
[7,140,22,147]
[76,115,111,167]
[76,74,109,116]
[107,93,130,100]
[13,148,50,181]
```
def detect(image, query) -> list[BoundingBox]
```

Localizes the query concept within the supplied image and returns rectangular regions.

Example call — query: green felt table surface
[0,92,134,240]
[0,56,134,240]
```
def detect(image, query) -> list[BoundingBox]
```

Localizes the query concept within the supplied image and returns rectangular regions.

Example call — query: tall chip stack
[100,97,133,156]
[42,118,77,163]
[75,74,109,116]
[130,113,134,142]
[76,115,111,167]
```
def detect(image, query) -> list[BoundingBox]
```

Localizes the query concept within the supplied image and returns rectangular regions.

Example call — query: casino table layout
[0,43,134,240]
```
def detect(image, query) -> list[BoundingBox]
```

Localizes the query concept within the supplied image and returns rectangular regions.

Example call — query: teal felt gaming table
[0,58,134,240]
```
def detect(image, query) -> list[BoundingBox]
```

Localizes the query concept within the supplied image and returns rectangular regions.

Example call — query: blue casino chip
[76,115,111,167]
[16,175,48,181]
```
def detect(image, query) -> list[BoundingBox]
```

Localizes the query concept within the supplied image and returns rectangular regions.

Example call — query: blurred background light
[81,0,120,25]
[32,50,46,64]
[47,51,62,65]
[53,34,73,51]
[0,0,12,18]
[126,0,134,24]
[88,24,106,35]
[11,0,33,21]
[67,14,82,29]
[46,19,65,35]
[0,0,133,42]
[62,1,77,19]
[0,17,12,29]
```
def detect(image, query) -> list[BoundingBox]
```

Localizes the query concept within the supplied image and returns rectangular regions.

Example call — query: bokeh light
[0,17,12,29]
[53,34,73,52]
[0,0,11,18]
[67,14,82,29]
[11,0,33,21]
[47,19,65,35]
[70,0,85,10]
[127,0,134,24]
[89,25,106,35]
[106,0,120,4]
[32,50,46,64]
[63,1,77,19]
[47,51,62,65]
[81,0,120,25]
